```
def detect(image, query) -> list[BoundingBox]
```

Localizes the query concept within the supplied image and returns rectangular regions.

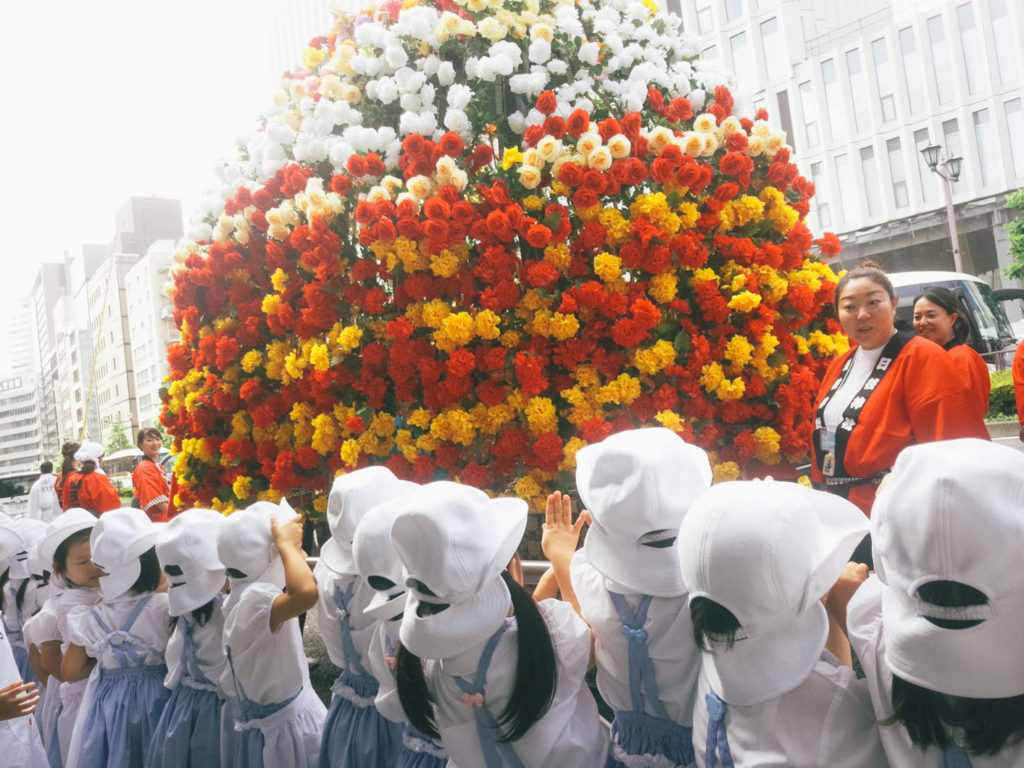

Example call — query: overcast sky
[0,0,300,302]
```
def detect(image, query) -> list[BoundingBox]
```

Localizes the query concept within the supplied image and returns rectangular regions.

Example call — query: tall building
[0,375,44,481]
[0,297,37,379]
[111,197,185,258]
[52,294,100,446]
[677,0,1024,297]
[31,263,67,457]
[125,240,178,429]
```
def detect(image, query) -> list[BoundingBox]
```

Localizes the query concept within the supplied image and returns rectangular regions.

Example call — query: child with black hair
[0,518,48,686]
[392,481,608,768]
[61,508,172,768]
[844,439,1024,767]
[678,480,887,768]
[35,508,102,767]
[148,508,231,768]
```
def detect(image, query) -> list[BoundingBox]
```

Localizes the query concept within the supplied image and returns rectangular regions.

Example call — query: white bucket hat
[8,519,48,579]
[0,515,24,565]
[91,508,161,600]
[577,427,712,597]
[74,441,105,463]
[321,466,412,576]
[391,481,527,660]
[678,480,868,706]
[872,438,1024,698]
[216,498,296,589]
[40,509,97,588]
[352,488,419,621]
[157,508,227,617]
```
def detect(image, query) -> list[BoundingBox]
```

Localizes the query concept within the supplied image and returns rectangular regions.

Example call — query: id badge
[822,453,836,477]
[820,430,835,452]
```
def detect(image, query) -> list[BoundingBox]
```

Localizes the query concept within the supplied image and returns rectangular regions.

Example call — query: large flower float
[162,0,847,521]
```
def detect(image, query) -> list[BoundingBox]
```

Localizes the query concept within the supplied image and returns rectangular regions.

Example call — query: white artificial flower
[546,60,568,75]
[376,78,399,104]
[528,39,551,65]
[267,122,296,145]
[384,45,409,70]
[507,111,527,133]
[436,61,456,86]
[328,138,355,169]
[688,88,707,111]
[421,55,441,77]
[578,42,600,66]
[464,57,480,79]
[354,21,386,48]
[447,84,472,110]
[420,84,437,109]
[443,108,470,133]
[401,93,422,112]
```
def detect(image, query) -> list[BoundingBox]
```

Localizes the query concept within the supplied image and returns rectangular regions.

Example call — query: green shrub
[988,369,1017,420]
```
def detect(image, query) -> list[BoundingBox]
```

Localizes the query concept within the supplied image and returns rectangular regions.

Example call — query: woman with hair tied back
[840,439,1024,767]
[912,286,991,423]
[810,262,988,552]
[65,442,121,516]
[55,442,81,513]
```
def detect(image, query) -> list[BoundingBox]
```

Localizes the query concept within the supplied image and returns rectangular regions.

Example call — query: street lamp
[920,143,965,273]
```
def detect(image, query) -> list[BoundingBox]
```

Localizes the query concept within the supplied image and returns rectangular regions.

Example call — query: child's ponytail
[396,642,439,739]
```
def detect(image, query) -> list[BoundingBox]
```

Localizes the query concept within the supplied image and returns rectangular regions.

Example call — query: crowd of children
[0,427,1021,767]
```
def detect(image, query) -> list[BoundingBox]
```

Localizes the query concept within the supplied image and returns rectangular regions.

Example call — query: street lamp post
[920,143,965,273]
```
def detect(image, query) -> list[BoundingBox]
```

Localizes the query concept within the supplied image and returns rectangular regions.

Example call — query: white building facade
[0,375,45,481]
[676,0,1024,291]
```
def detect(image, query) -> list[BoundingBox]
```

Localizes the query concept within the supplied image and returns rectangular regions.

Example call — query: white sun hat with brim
[74,441,105,463]
[678,480,868,707]
[352,487,419,621]
[872,438,1024,699]
[40,509,96,567]
[157,508,227,617]
[392,481,527,660]
[321,466,413,576]
[216,498,296,590]
[9,519,48,579]
[0,516,23,564]
[91,508,161,600]
[577,427,712,597]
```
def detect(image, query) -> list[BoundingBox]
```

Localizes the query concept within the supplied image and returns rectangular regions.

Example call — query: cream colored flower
[477,17,507,41]
[407,175,435,200]
[752,119,773,139]
[435,156,457,182]
[607,133,631,159]
[289,80,310,101]
[366,185,391,204]
[577,132,602,157]
[765,133,786,156]
[449,168,468,192]
[720,116,742,136]
[319,74,343,101]
[694,113,718,133]
[681,131,704,156]
[588,146,613,171]
[531,23,554,42]
[536,136,562,163]
[747,135,765,156]
[518,164,542,189]
[647,126,674,153]
[338,84,361,104]
[701,133,719,156]
[466,0,487,10]
[522,147,544,168]
[381,175,404,197]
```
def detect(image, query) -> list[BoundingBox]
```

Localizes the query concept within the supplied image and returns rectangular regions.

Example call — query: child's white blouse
[65,591,171,669]
[56,587,101,645]
[23,592,61,648]
[313,559,376,672]
[571,549,700,725]
[424,598,608,768]
[220,581,310,706]
[848,576,1024,768]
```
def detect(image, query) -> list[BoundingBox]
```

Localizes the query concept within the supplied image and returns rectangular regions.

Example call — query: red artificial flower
[536,90,558,116]
[566,109,590,138]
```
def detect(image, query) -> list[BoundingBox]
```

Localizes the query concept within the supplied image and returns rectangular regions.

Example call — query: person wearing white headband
[843,439,1024,767]
[61,508,172,768]
[568,427,712,768]
[0,511,47,767]
[316,466,414,768]
[352,487,450,768]
[148,508,231,768]
[35,508,101,767]
[391,481,608,768]
[216,498,326,768]
[0,518,48,686]
[678,480,887,768]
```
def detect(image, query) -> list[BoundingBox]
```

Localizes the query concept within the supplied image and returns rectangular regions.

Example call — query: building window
[942,118,962,159]
[897,28,924,116]
[871,38,896,123]
[972,108,997,187]
[730,31,752,76]
[703,44,719,61]
[696,0,713,33]
[1006,99,1024,179]
[989,0,1018,85]
[927,15,953,105]
[798,81,819,148]
[913,128,936,204]
[860,146,880,218]
[724,0,743,22]
[760,17,786,82]
[886,137,909,208]
[821,58,845,142]
[810,162,830,227]
[775,89,795,151]
[956,4,984,95]
[846,49,871,134]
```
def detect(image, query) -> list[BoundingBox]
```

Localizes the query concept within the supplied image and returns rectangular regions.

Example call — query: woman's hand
[0,681,39,721]
[541,491,588,568]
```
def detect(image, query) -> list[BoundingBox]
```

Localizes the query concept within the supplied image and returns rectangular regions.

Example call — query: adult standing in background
[26,462,57,523]
[1013,340,1024,442]
[912,286,990,422]
[131,428,170,523]
[66,442,121,515]
[55,442,80,512]
[810,262,988,561]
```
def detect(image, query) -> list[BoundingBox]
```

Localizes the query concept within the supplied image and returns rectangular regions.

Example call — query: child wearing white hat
[34,508,101,767]
[844,439,1024,767]
[568,427,712,768]
[315,466,411,768]
[352,488,450,768]
[391,481,609,768]
[22,540,59,748]
[678,481,888,768]
[216,499,326,768]
[62,507,173,768]
[1,518,48,686]
[148,508,231,768]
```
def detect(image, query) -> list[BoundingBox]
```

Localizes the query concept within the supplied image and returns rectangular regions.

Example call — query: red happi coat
[946,342,990,423]
[811,335,989,516]
[1013,342,1024,428]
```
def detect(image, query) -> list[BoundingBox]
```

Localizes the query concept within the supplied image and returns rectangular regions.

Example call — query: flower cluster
[163,0,844,514]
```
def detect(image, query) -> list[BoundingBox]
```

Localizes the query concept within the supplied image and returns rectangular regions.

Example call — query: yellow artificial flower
[700,362,725,393]
[522,195,544,211]
[727,291,762,313]
[261,294,281,315]
[434,312,475,352]
[655,410,685,431]
[311,413,338,455]
[634,340,677,375]
[753,426,782,465]
[430,250,460,278]
[525,396,558,434]
[408,408,433,430]
[501,147,524,170]
[421,299,451,329]
[232,475,253,500]
[340,439,361,468]
[724,335,754,371]
[548,313,579,341]
[594,252,622,283]
[474,310,501,340]
[649,272,678,304]
[715,377,746,401]
[712,461,741,483]
[544,243,571,271]
[500,331,521,348]
[301,47,326,69]
[309,343,330,372]
[241,350,262,374]
[338,326,363,353]
[270,268,289,293]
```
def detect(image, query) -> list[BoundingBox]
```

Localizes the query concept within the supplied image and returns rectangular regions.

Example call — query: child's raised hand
[824,561,870,623]
[541,491,589,567]
[0,681,39,721]
[271,514,305,554]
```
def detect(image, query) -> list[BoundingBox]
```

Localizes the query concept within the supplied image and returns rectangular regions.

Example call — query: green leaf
[673,330,691,353]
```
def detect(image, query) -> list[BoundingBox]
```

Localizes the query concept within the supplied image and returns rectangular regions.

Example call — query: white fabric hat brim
[483,498,528,584]
[98,560,142,601]
[584,524,685,597]
[365,588,408,621]
[399,575,511,660]
[320,537,357,576]
[701,601,829,707]
[882,583,1024,698]
[40,510,97,566]
[0,526,23,562]
[167,568,226,617]
[799,492,871,612]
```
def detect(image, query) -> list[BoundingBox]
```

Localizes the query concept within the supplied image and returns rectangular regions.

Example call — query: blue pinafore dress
[7,587,38,686]
[606,592,695,768]
[318,582,403,768]
[378,632,448,768]
[73,594,171,768]
[147,612,226,768]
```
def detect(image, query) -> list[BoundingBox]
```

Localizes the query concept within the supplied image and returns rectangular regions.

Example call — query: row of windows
[810,98,1024,230]
[0,418,40,431]
[0,430,41,445]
